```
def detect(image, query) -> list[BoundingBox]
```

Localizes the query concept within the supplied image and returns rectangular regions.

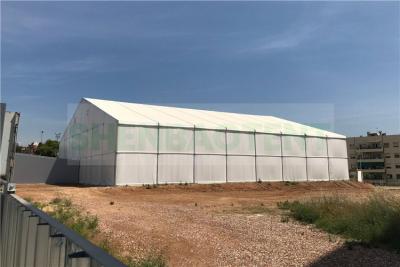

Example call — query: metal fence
[0,191,126,267]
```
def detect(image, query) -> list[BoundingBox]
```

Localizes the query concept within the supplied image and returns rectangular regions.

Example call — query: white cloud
[238,24,320,54]
[235,4,350,55]
[2,3,189,47]
[4,57,110,79]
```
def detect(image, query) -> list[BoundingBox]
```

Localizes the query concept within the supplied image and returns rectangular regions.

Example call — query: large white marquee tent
[58,98,349,185]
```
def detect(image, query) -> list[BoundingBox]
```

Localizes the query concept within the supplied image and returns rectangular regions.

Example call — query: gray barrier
[13,153,79,184]
[0,192,127,267]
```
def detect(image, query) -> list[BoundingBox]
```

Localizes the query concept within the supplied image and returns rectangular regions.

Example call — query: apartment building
[347,132,400,185]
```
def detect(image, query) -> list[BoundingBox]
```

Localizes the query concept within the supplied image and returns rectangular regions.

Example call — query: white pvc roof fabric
[84,98,345,138]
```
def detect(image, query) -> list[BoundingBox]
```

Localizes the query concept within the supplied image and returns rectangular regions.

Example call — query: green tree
[16,145,23,153]
[35,139,59,157]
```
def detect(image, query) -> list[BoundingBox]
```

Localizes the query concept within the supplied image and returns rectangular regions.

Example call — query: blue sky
[1,1,399,145]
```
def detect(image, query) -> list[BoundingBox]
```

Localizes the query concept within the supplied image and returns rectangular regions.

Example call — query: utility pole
[55,132,61,142]
[41,130,44,143]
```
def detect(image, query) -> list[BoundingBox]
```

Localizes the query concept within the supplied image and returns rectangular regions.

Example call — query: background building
[347,132,400,185]
[59,98,349,185]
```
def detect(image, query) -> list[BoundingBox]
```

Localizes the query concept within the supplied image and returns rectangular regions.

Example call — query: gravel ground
[17,181,400,267]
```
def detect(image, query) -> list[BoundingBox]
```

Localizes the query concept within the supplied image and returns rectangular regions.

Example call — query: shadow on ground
[308,243,400,267]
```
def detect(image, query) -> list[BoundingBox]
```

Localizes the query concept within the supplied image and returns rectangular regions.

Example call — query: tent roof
[84,98,345,138]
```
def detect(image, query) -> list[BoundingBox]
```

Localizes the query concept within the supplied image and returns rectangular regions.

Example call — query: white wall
[256,156,282,181]
[194,155,226,183]
[114,125,349,185]
[59,100,118,185]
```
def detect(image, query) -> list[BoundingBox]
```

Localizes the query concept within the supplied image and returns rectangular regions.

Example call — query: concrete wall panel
[13,153,79,184]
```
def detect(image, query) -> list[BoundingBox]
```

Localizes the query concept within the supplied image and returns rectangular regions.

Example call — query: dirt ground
[17,181,400,267]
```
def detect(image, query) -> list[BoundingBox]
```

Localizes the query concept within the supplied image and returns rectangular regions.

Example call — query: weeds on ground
[277,193,400,251]
[24,197,45,209]
[34,197,167,267]
[224,204,273,215]
[99,237,166,267]
[123,255,167,267]
[243,205,272,214]
[280,216,289,223]
[143,184,159,189]
[47,197,99,239]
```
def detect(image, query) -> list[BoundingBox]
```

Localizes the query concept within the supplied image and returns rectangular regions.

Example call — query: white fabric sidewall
[327,139,347,158]
[194,155,226,183]
[255,134,281,156]
[102,120,117,154]
[101,153,115,185]
[329,158,349,180]
[91,154,102,184]
[227,156,256,182]
[307,158,329,181]
[87,128,93,158]
[79,158,86,184]
[227,132,255,155]
[283,157,307,181]
[282,136,306,157]
[195,130,226,154]
[116,153,157,185]
[158,154,193,183]
[86,157,93,184]
[256,156,282,181]
[91,125,102,156]
[117,126,158,153]
[159,128,194,153]
[79,157,91,185]
[80,131,89,159]
[306,137,328,157]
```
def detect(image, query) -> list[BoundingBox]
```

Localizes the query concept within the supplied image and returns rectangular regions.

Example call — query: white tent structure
[59,98,349,185]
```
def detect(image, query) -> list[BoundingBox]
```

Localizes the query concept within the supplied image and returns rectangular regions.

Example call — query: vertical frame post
[280,132,284,181]
[113,123,118,186]
[225,128,228,183]
[254,130,258,182]
[193,125,196,184]
[156,123,160,185]
[304,134,308,181]
[326,135,331,181]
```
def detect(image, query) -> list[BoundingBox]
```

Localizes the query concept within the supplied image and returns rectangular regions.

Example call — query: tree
[16,145,23,153]
[35,139,59,157]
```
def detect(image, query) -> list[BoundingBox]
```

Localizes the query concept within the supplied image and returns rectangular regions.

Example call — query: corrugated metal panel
[0,194,126,267]
[84,98,345,138]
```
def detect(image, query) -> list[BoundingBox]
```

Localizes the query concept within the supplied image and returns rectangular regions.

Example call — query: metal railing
[0,191,127,267]
[356,145,383,150]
